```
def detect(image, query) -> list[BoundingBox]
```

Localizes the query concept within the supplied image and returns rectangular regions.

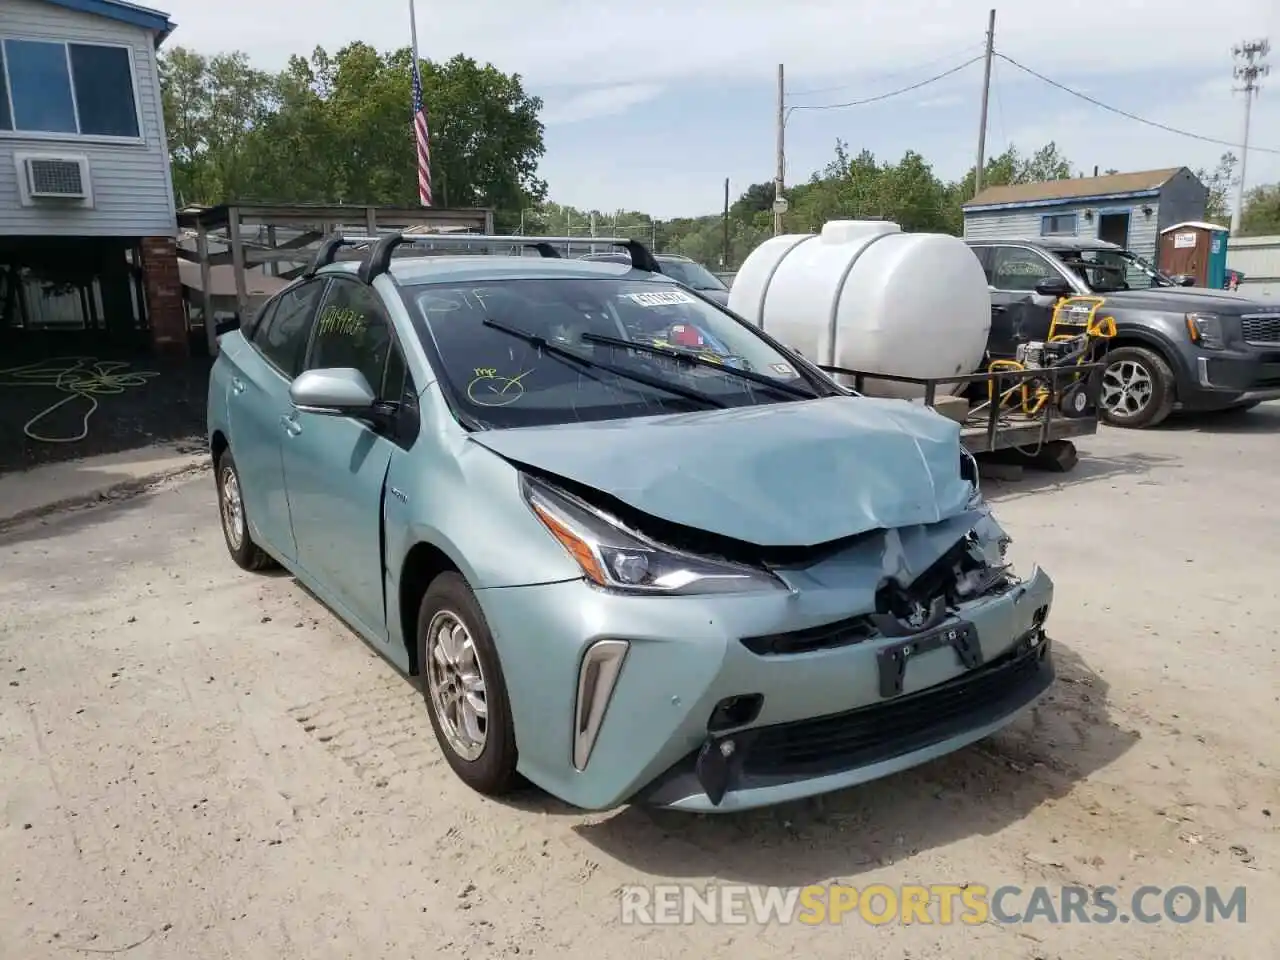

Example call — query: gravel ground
[1,407,1278,959]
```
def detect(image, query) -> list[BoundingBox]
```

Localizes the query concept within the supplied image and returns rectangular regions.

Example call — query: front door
[985,245,1069,359]
[1097,211,1129,248]
[280,277,414,642]
[226,278,327,561]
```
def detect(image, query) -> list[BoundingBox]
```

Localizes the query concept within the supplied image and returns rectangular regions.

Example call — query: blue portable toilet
[1159,221,1230,288]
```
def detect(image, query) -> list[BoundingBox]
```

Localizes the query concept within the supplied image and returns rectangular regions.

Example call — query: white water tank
[728,220,992,399]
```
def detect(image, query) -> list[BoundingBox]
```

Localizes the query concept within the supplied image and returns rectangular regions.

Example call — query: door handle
[991,305,1007,314]
[231,376,246,394]
[280,413,302,437]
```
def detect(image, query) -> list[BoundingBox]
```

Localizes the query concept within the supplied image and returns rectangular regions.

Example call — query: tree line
[159,42,1280,268]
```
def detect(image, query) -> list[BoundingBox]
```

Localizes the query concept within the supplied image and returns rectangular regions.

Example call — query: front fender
[392,385,583,590]
[1109,310,1195,387]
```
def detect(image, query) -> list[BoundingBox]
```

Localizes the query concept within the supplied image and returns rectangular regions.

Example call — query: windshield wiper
[580,332,818,400]
[480,318,727,409]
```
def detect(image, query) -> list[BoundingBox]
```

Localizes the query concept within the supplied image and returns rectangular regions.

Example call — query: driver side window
[990,247,1058,293]
[304,279,402,399]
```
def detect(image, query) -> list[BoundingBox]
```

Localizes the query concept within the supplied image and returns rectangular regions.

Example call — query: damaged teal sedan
[207,233,1055,813]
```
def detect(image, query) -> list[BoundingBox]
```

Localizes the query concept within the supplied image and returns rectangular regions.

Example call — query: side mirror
[290,368,377,416]
[1170,274,1197,287]
[1033,276,1074,298]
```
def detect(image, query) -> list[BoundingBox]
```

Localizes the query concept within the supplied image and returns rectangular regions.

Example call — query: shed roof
[40,0,176,45]
[964,168,1185,209]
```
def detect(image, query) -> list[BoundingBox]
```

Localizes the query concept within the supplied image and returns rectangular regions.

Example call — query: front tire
[417,572,519,796]
[1099,346,1176,429]
[215,449,275,571]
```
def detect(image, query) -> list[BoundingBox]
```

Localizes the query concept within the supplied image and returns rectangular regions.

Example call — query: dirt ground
[0,348,209,475]
[1,407,1278,960]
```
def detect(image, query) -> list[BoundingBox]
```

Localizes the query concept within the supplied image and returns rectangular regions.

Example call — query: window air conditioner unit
[15,153,93,205]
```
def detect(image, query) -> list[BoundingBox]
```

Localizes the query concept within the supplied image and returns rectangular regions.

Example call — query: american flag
[411,57,434,207]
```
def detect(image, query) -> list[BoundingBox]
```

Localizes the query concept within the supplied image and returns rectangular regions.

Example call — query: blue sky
[158,0,1280,219]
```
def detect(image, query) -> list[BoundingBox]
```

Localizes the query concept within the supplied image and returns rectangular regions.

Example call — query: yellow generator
[986,296,1116,418]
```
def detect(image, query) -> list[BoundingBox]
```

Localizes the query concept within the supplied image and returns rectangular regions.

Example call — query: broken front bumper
[477,552,1055,813]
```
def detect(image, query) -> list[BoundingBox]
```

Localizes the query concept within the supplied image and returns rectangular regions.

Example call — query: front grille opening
[741,534,1013,657]
[740,639,1048,779]
[708,694,764,732]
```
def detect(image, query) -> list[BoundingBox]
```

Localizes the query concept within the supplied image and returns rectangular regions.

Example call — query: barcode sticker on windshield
[626,291,697,307]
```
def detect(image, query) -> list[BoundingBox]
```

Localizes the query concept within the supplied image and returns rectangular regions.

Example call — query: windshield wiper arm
[580,332,817,399]
[480,318,727,409]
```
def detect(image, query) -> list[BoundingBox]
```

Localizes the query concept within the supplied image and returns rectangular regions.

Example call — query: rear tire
[416,572,519,797]
[1099,346,1175,429]
[215,449,275,571]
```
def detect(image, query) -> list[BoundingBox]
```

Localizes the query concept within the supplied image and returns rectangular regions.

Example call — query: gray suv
[966,237,1280,428]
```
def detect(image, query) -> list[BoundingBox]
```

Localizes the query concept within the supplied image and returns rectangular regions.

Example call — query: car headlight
[1186,313,1226,350]
[521,475,785,595]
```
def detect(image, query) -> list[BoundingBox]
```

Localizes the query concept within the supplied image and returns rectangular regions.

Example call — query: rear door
[280,277,417,640]
[226,278,327,561]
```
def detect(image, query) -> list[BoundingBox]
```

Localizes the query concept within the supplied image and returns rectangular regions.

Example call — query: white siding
[962,209,1044,240]
[1227,235,1280,300]
[0,0,175,237]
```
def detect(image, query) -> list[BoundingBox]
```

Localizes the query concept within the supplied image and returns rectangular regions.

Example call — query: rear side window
[253,280,325,377]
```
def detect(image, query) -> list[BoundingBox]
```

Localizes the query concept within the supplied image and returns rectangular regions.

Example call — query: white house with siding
[962,168,1209,286]
[0,0,187,356]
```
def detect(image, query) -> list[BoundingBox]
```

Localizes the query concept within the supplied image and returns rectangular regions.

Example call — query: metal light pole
[1230,39,1270,235]
[774,63,786,235]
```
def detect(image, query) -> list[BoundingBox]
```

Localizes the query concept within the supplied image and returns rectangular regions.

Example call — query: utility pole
[1231,38,1270,235]
[774,63,785,235]
[722,177,731,268]
[973,9,996,198]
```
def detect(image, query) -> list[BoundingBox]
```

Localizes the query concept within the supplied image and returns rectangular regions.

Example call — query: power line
[995,51,1280,155]
[787,56,984,120]
[786,46,985,99]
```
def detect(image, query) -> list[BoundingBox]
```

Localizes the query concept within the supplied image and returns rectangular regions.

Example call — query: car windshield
[404,277,822,429]
[1051,248,1176,292]
[659,259,728,292]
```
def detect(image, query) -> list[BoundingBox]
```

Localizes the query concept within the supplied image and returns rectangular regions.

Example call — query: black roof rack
[318,232,663,284]
[302,234,373,278]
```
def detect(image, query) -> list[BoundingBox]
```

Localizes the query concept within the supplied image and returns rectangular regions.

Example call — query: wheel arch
[398,541,463,675]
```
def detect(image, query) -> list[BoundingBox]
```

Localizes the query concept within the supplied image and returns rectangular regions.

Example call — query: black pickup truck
[965,236,1280,428]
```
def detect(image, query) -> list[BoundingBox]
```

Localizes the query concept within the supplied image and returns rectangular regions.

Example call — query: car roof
[318,255,676,286]
[966,236,1124,252]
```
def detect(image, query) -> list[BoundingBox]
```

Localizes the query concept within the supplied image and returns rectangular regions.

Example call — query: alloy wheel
[1101,359,1153,421]
[219,465,244,551]
[424,610,489,761]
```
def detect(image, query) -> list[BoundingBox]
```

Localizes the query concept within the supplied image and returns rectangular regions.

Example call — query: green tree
[159,43,547,212]
[1196,152,1238,225]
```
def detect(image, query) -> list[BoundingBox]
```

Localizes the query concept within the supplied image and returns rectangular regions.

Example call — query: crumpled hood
[469,396,973,547]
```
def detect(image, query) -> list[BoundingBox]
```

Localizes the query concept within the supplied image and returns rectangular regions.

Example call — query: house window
[0,39,140,138]
[1040,213,1077,237]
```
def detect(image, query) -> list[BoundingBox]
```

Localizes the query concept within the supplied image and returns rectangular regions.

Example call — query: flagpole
[409,0,421,65]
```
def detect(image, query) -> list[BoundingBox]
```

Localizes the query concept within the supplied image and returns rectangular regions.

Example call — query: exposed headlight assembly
[1186,313,1226,350]
[522,475,785,595]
